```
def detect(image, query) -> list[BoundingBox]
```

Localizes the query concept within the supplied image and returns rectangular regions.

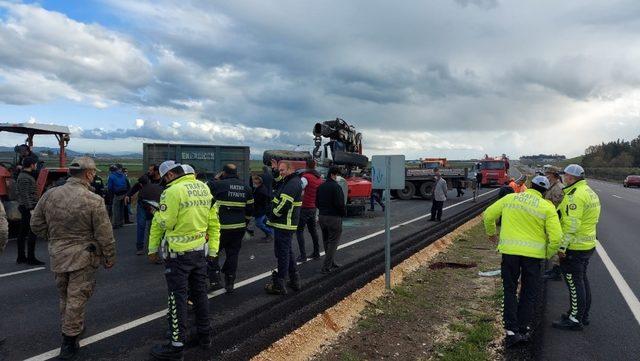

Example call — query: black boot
[265,272,287,295]
[287,272,301,292]
[543,265,562,281]
[208,264,223,291]
[26,257,45,266]
[552,317,583,331]
[58,334,79,360]
[562,312,590,326]
[224,273,236,294]
[505,332,524,348]
[150,342,184,361]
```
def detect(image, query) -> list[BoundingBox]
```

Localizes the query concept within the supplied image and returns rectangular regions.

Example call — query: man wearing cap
[16,156,45,265]
[542,166,565,281]
[483,175,563,347]
[148,160,220,360]
[206,163,253,294]
[30,157,116,360]
[552,164,601,331]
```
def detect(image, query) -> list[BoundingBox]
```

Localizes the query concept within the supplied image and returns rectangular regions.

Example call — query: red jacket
[301,171,324,209]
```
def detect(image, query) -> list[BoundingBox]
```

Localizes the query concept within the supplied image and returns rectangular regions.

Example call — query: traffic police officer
[148,161,221,360]
[207,164,253,294]
[265,161,303,295]
[484,175,563,347]
[552,164,601,331]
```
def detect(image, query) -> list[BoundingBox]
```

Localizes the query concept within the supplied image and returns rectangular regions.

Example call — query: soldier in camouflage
[31,157,116,360]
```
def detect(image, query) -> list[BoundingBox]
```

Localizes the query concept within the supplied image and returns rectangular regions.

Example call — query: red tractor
[1,123,71,223]
[263,118,372,216]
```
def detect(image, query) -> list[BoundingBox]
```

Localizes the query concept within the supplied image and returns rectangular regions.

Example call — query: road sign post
[371,155,405,290]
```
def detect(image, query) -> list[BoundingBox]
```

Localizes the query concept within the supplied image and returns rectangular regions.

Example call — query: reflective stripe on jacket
[149,174,220,255]
[557,179,600,251]
[208,176,254,230]
[267,173,302,231]
[483,189,563,259]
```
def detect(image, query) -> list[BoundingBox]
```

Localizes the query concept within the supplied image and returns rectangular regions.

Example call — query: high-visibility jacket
[208,176,254,230]
[557,179,600,251]
[148,174,221,255]
[267,173,302,231]
[483,189,563,259]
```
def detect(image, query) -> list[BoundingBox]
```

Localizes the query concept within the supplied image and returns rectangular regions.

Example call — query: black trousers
[18,206,37,259]
[274,229,296,279]
[208,229,244,279]
[319,215,342,271]
[296,208,320,258]
[165,250,210,344]
[560,248,594,322]
[501,254,542,332]
[430,200,444,221]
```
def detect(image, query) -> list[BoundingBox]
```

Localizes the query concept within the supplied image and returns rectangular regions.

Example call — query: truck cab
[479,159,508,187]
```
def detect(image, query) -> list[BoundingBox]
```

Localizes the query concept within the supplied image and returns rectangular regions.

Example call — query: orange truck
[477,155,510,187]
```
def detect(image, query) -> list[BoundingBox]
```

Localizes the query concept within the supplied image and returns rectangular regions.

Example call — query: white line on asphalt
[612,195,623,199]
[25,189,498,361]
[0,267,45,278]
[596,242,640,326]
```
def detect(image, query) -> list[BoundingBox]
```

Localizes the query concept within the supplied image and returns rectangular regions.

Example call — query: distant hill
[0,146,142,159]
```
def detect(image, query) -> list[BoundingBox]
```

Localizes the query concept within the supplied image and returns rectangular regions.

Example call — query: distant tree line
[583,136,640,168]
[520,154,566,161]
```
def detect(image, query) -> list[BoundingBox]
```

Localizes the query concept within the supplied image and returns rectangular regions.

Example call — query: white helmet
[531,175,551,190]
[564,164,585,177]
[159,160,181,177]
[182,164,195,174]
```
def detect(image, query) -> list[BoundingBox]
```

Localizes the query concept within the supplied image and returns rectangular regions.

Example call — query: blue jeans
[255,215,273,236]
[274,229,296,279]
[136,203,151,251]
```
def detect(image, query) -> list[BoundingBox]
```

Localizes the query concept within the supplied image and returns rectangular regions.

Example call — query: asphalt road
[0,184,502,361]
[539,179,640,361]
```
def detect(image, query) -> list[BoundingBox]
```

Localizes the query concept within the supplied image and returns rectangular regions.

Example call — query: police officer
[552,164,601,331]
[483,175,563,347]
[147,161,221,360]
[265,161,303,295]
[30,157,116,360]
[206,164,253,294]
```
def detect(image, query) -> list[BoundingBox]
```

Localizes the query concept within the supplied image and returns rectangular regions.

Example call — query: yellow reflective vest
[557,180,600,251]
[149,174,221,256]
[483,189,563,259]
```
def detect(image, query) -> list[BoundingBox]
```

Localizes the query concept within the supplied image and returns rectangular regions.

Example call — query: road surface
[539,179,640,360]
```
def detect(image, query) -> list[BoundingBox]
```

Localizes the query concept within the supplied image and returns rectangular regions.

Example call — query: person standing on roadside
[483,175,562,348]
[30,157,116,360]
[0,201,6,346]
[296,159,323,262]
[107,164,129,229]
[552,164,601,331]
[147,161,220,360]
[265,161,303,295]
[316,166,346,274]
[542,166,565,281]
[16,156,45,265]
[430,168,448,222]
[252,175,274,242]
[126,164,163,255]
[206,164,253,294]
[122,168,134,225]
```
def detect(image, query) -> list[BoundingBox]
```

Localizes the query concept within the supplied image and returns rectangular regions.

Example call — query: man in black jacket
[252,175,273,242]
[126,165,163,255]
[207,164,254,293]
[316,166,346,274]
[16,157,44,265]
[265,161,303,295]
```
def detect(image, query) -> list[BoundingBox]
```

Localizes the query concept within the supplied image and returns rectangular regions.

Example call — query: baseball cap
[564,164,585,177]
[544,165,561,175]
[531,175,551,190]
[69,157,101,172]
[159,160,181,177]
[181,164,195,174]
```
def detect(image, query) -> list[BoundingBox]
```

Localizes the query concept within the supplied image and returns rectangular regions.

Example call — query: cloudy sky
[1,0,640,159]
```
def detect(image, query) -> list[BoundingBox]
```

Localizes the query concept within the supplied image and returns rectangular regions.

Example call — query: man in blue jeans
[126,165,163,255]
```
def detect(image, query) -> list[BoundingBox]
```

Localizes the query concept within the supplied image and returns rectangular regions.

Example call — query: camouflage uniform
[0,201,8,254]
[545,180,565,207]
[31,176,116,337]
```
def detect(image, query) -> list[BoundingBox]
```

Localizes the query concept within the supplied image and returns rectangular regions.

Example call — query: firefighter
[147,161,220,360]
[265,161,303,295]
[206,164,253,294]
[483,175,563,348]
[552,164,601,331]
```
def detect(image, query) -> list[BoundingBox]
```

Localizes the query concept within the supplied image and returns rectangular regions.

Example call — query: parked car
[623,175,640,187]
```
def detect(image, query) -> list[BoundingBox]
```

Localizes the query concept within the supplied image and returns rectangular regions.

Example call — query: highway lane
[0,186,497,361]
[539,179,640,360]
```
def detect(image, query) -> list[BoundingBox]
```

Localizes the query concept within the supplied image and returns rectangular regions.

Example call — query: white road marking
[0,267,45,278]
[596,242,640,326]
[612,195,623,199]
[25,189,498,361]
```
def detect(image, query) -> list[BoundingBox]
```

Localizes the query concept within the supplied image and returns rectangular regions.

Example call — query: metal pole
[384,156,391,290]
